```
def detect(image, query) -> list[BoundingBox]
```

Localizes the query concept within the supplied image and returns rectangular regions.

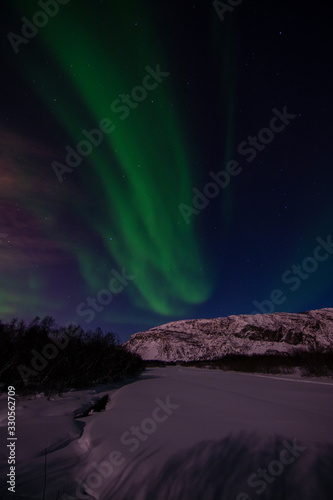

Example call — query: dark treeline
[0,316,145,395]
[146,351,333,377]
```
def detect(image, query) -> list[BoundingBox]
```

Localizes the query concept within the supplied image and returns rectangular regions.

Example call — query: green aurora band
[12,2,216,316]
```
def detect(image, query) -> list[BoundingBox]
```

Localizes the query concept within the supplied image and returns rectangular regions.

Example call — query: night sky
[1,0,332,342]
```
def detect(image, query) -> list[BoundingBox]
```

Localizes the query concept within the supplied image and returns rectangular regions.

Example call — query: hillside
[124,308,333,361]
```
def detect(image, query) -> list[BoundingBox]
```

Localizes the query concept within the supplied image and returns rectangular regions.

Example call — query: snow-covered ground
[1,367,333,499]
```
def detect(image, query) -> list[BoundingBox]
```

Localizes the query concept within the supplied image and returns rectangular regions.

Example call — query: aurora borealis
[1,0,333,340]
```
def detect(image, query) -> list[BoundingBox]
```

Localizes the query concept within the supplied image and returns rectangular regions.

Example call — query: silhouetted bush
[0,316,145,395]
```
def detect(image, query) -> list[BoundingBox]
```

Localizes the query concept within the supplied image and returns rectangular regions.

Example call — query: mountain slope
[124,308,333,361]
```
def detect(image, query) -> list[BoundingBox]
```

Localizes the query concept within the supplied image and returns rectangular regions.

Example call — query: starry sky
[1,0,332,341]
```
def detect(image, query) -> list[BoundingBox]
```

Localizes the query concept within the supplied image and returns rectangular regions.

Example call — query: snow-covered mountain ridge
[124,308,333,361]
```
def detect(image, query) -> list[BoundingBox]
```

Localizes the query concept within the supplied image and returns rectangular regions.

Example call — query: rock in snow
[124,308,333,361]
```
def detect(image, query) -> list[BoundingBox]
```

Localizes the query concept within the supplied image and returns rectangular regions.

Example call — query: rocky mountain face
[124,308,333,362]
